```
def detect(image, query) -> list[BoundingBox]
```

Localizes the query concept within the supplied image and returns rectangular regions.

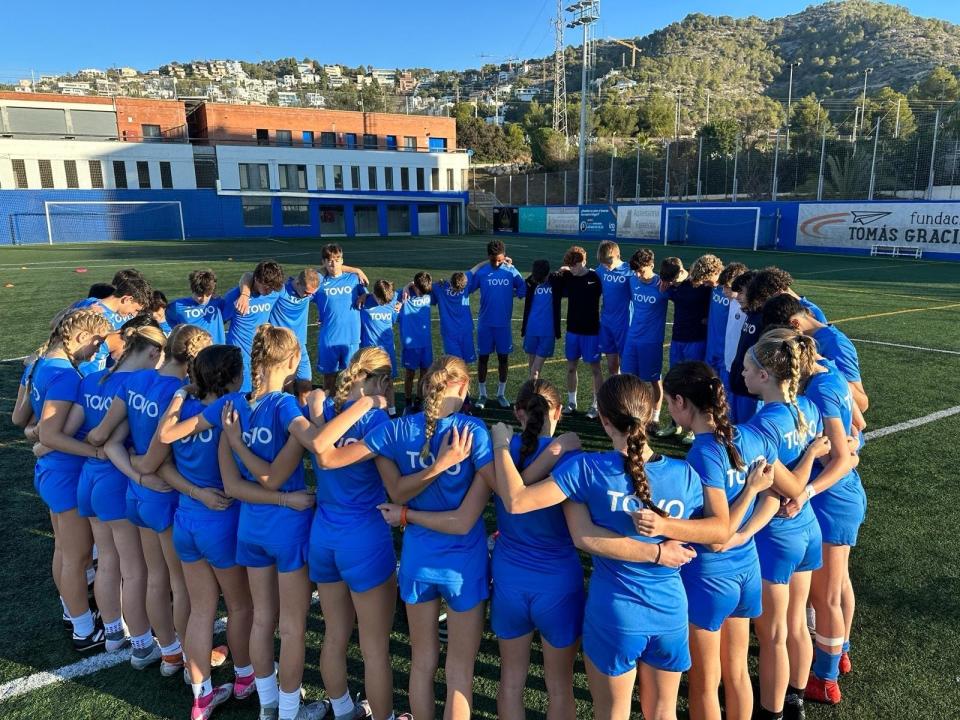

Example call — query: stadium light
[566,0,599,205]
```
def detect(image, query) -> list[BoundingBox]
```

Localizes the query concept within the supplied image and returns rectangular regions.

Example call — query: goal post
[43,201,186,245]
[663,206,772,251]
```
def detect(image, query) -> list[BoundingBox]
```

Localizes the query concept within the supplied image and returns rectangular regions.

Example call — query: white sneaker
[294,700,331,720]
[130,642,162,670]
[585,404,599,419]
[562,402,576,416]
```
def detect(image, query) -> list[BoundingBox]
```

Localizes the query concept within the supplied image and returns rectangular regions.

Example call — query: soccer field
[1,235,959,719]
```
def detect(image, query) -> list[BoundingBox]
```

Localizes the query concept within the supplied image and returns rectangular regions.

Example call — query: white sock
[278,688,302,719]
[497,382,507,397]
[478,383,488,398]
[160,638,182,657]
[255,672,279,707]
[104,617,124,636]
[71,610,95,637]
[192,677,213,701]
[86,566,96,586]
[131,630,154,650]
[234,664,254,679]
[568,391,577,405]
[330,691,354,717]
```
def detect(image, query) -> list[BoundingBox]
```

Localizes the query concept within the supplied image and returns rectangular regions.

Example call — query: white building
[277,92,300,107]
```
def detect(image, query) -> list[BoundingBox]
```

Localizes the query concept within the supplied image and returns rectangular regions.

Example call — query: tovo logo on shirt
[607,490,686,518]
[127,390,160,418]
[487,278,512,287]
[405,450,461,476]
[325,286,354,297]
[242,426,274,445]
[84,394,111,411]
[248,302,273,314]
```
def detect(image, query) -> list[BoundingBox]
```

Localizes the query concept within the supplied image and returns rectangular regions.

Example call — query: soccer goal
[663,206,776,251]
[43,201,185,245]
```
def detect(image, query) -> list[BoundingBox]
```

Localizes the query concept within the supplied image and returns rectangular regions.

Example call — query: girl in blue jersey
[379,379,584,720]
[13,309,111,651]
[360,279,401,416]
[659,361,830,720]
[743,331,825,720]
[491,374,706,720]
[430,271,476,365]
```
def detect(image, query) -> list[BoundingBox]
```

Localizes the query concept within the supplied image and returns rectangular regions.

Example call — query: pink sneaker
[233,671,256,700]
[191,684,233,720]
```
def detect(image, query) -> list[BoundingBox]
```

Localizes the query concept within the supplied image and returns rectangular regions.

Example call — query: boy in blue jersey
[468,239,526,409]
[727,271,763,424]
[430,271,476,364]
[265,268,320,394]
[167,269,226,345]
[399,272,435,413]
[361,279,402,416]
[313,244,367,394]
[222,260,285,393]
[749,266,828,324]
[596,241,634,377]
[148,291,172,335]
[75,272,152,376]
[520,260,562,380]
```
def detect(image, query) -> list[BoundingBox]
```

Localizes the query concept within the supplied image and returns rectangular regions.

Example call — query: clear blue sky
[3,0,958,78]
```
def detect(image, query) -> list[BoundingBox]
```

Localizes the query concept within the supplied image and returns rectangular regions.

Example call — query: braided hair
[191,345,244,399]
[248,324,300,400]
[515,379,562,468]
[596,374,667,517]
[333,347,392,413]
[419,355,470,461]
[164,324,213,382]
[663,361,745,470]
[100,324,166,384]
[751,331,812,438]
[26,309,111,394]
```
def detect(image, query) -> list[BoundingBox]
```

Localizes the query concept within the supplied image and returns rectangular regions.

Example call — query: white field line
[851,338,960,356]
[863,405,960,440]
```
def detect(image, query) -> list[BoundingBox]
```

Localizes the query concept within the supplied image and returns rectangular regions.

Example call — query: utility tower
[552,0,568,145]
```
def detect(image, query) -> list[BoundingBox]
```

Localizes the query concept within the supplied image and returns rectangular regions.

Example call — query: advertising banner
[519,206,547,234]
[546,206,579,235]
[493,206,519,234]
[616,205,662,240]
[796,203,960,254]
[578,206,617,238]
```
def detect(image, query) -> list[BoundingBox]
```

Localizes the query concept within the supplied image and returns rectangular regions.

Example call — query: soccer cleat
[561,402,576,416]
[233,672,256,700]
[293,700,332,720]
[191,683,234,720]
[335,698,372,720]
[72,624,106,654]
[805,675,842,705]
[783,693,806,720]
[210,645,229,668]
[161,652,185,677]
[474,397,486,411]
[839,651,852,675]
[130,642,162,670]
[258,705,279,720]
[655,422,679,438]
[496,395,510,408]
[585,404,599,419]
[105,628,130,653]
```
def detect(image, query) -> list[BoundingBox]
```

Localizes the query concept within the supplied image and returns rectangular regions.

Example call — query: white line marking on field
[851,338,960,356]
[864,405,960,441]
[0,355,28,363]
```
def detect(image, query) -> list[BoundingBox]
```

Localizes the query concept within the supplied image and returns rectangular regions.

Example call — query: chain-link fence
[473,110,960,205]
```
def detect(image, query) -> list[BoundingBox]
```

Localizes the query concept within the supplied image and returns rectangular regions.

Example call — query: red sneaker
[839,651,852,675]
[805,674,842,705]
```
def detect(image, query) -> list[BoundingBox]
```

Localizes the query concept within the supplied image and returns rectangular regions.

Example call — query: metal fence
[474,111,960,205]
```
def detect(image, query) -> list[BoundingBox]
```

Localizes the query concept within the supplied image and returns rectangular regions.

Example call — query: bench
[870,244,923,259]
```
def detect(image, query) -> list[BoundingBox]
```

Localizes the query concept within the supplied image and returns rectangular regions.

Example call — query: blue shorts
[755,516,823,584]
[491,582,584,648]
[477,325,513,356]
[669,340,706,367]
[729,392,760,424]
[399,572,489,613]
[598,322,628,356]
[811,477,867,547]
[316,343,360,375]
[125,486,177,533]
[236,538,308,573]
[682,559,762,632]
[401,345,433,371]
[442,334,476,364]
[34,464,81,514]
[565,332,601,363]
[583,615,690,676]
[523,334,556,358]
[173,508,239,569]
[78,462,128,522]
[621,342,664,381]
[296,344,312,381]
[310,537,396,593]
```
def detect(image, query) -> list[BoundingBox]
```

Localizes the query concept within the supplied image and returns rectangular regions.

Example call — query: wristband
[804,484,816,500]
[654,542,663,565]
[400,505,408,529]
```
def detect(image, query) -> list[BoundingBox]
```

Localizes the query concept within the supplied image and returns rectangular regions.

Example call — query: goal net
[663,206,776,250]
[42,201,185,245]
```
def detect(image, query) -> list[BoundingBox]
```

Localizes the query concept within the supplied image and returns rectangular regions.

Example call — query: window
[38,159,54,188]
[385,135,397,150]
[344,133,357,148]
[194,158,218,189]
[302,130,314,147]
[136,161,151,189]
[428,137,448,153]
[256,129,269,146]
[319,205,345,234]
[276,130,292,147]
[350,165,361,190]
[279,164,307,191]
[281,200,310,226]
[333,165,343,190]
[384,167,394,190]
[240,163,270,190]
[416,167,425,191]
[12,159,28,188]
[403,136,417,151]
[142,124,161,142]
[316,165,326,190]
[400,167,409,191]
[447,168,455,190]
[113,160,128,188]
[242,197,273,227]
[367,166,378,190]
[160,161,173,189]
[354,205,379,234]
[431,168,440,190]
[320,131,336,148]
[363,133,377,149]
[64,160,79,188]
[88,160,104,189]
[387,204,410,233]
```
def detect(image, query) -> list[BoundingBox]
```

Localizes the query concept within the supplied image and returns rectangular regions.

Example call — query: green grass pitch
[1,235,959,719]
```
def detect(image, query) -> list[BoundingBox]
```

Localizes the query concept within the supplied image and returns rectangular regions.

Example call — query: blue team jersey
[705,287,731,370]
[23,357,85,472]
[813,325,861,383]
[804,359,858,491]
[800,296,828,324]
[172,397,228,512]
[270,278,315,344]
[166,297,226,345]
[76,299,127,376]
[120,369,183,455]
[526,282,556,335]
[311,399,390,529]
[222,287,280,353]
[77,369,132,467]
[684,427,777,572]
[313,273,363,347]
[204,390,311,545]
[399,292,433,350]
[363,412,493,560]
[627,274,670,344]
[431,278,474,339]
[468,264,525,328]
[360,294,399,350]
[597,262,633,330]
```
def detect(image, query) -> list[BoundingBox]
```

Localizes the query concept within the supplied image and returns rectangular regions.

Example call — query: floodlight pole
[567,0,599,206]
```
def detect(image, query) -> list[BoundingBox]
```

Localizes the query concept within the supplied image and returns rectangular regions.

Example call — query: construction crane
[608,37,642,68]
